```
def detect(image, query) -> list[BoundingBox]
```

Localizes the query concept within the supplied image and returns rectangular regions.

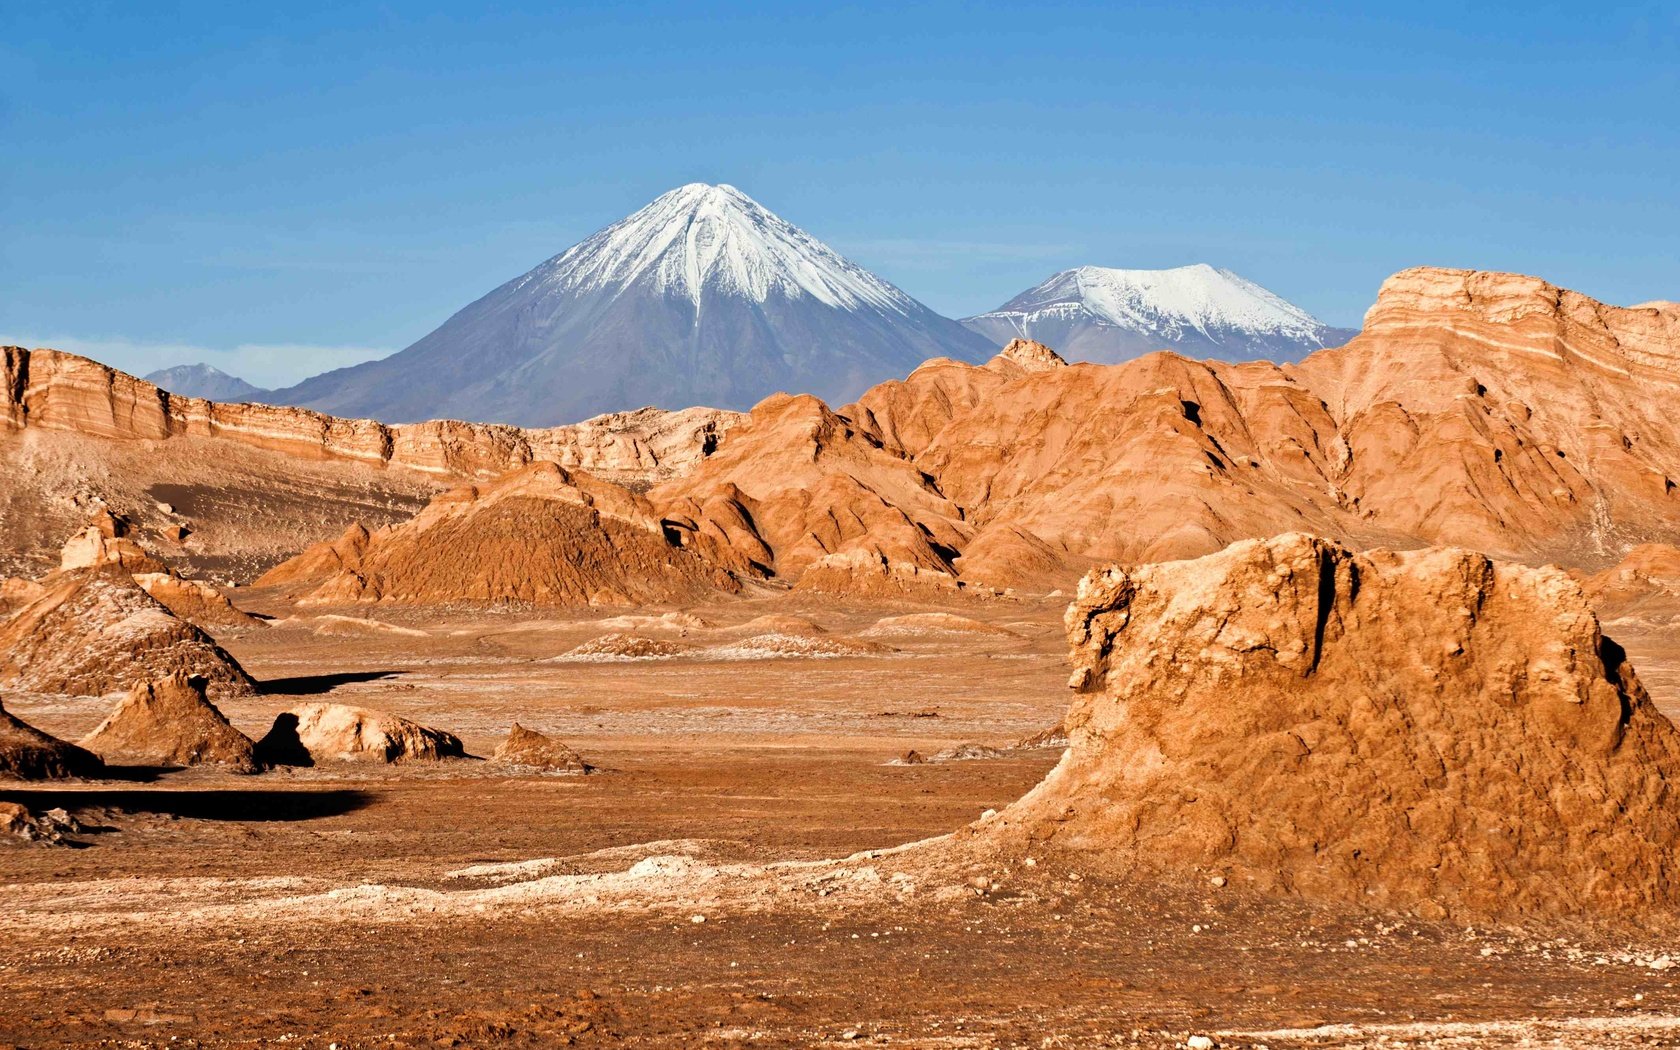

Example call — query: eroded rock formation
[494,724,592,773]
[651,267,1680,592]
[0,701,103,780]
[1,347,740,483]
[973,533,1680,920]
[263,462,742,606]
[1582,543,1680,624]
[652,392,970,586]
[133,572,264,628]
[0,569,255,699]
[80,674,259,772]
[9,267,1680,598]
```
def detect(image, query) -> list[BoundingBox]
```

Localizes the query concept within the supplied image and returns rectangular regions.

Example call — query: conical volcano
[272,184,993,425]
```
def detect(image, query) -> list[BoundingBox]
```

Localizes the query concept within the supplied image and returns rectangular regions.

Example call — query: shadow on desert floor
[0,786,375,822]
[259,670,404,695]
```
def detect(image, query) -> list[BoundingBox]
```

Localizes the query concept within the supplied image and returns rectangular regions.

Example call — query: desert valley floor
[5,270,1680,1048]
[6,582,1680,1049]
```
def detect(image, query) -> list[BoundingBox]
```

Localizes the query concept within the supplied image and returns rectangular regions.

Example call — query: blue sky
[3,2,1676,385]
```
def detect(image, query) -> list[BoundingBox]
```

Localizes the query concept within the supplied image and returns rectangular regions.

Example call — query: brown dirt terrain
[4,585,1680,1048]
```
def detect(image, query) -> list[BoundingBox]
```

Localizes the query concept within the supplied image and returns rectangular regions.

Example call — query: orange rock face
[654,267,1680,592]
[0,346,740,483]
[652,392,970,586]
[973,534,1680,920]
[253,524,373,591]
[267,461,742,606]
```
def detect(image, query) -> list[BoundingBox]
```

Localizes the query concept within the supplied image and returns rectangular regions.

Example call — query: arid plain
[6,267,1680,1048]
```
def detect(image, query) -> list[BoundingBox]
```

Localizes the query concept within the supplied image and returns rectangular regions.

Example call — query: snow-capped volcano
[271,184,992,426]
[963,264,1357,364]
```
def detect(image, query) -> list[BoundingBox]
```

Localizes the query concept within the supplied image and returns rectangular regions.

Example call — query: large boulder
[0,700,103,780]
[0,569,255,699]
[80,674,259,772]
[255,703,466,765]
[977,533,1680,921]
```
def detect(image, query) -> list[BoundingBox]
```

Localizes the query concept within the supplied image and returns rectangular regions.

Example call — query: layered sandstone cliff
[0,347,740,483]
[0,347,741,578]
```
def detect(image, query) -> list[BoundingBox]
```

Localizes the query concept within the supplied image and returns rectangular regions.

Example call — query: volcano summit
[271,184,993,426]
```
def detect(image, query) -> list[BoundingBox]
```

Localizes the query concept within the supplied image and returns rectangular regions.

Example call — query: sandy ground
[6,589,1680,1048]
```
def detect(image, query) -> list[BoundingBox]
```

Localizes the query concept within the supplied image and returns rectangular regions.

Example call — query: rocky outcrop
[254,524,372,590]
[255,703,466,765]
[80,674,259,772]
[653,392,969,589]
[58,525,168,575]
[1,347,740,487]
[1581,543,1680,625]
[555,633,699,660]
[133,572,264,628]
[993,337,1068,374]
[266,461,742,606]
[50,513,246,624]
[841,343,1060,459]
[791,549,965,599]
[0,702,103,780]
[975,534,1680,920]
[493,724,592,773]
[1,577,46,617]
[0,569,255,699]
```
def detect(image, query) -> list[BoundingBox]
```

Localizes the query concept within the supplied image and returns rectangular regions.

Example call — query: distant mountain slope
[270,183,994,426]
[143,364,264,401]
[963,263,1357,363]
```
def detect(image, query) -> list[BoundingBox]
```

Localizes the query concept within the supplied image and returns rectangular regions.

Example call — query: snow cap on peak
[1034,263,1326,339]
[528,183,916,314]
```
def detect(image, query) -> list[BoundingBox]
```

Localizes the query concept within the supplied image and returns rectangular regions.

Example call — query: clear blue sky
[3,2,1676,385]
